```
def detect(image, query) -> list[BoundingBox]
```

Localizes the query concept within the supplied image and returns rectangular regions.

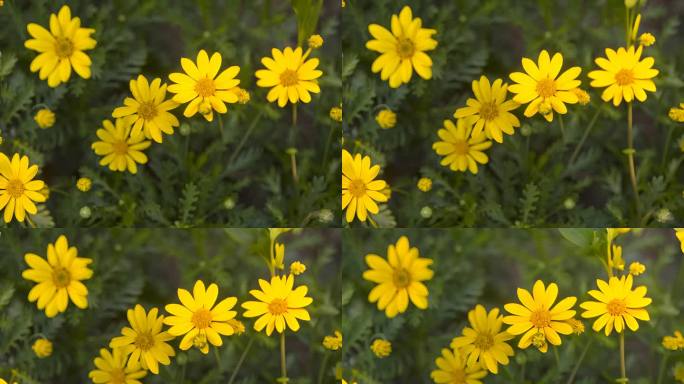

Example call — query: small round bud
[563,198,576,210]
[420,206,432,219]
[79,206,92,219]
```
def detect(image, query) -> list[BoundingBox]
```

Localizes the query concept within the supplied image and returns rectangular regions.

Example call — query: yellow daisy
[580,274,651,336]
[508,50,582,122]
[241,274,313,336]
[454,76,520,143]
[588,45,658,106]
[88,347,147,384]
[109,305,176,374]
[24,5,96,87]
[451,305,515,374]
[168,50,241,122]
[0,153,47,223]
[91,118,152,174]
[430,347,488,384]
[432,118,492,174]
[342,149,388,223]
[366,5,438,88]
[112,75,179,143]
[255,46,323,107]
[503,280,577,353]
[163,280,238,354]
[363,236,434,318]
[22,235,93,318]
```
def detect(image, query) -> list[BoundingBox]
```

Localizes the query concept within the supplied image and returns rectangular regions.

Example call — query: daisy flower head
[24,5,96,87]
[32,338,53,358]
[669,103,684,123]
[503,280,577,353]
[112,75,179,143]
[91,117,152,174]
[363,236,434,318]
[450,305,514,374]
[168,50,241,122]
[366,6,437,88]
[0,153,47,223]
[88,347,147,384]
[241,274,313,336]
[432,118,493,175]
[588,45,658,106]
[34,108,56,129]
[163,280,238,354]
[255,46,323,107]
[109,305,176,374]
[430,347,488,384]
[508,50,582,122]
[454,76,520,143]
[341,149,388,223]
[22,235,93,318]
[580,274,651,336]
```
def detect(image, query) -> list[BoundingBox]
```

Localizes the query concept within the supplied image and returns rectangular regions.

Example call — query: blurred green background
[343,0,684,227]
[0,0,340,227]
[342,228,684,383]
[0,228,341,383]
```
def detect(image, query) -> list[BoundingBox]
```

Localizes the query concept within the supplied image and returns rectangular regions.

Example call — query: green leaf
[558,228,595,247]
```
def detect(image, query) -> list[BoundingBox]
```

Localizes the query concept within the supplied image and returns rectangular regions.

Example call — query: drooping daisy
[255,46,323,107]
[363,236,434,318]
[24,5,96,87]
[342,149,388,223]
[432,118,493,174]
[0,153,47,223]
[366,6,438,88]
[109,305,176,374]
[242,274,313,336]
[454,76,520,143]
[503,280,577,353]
[91,118,152,174]
[451,305,515,374]
[430,347,488,384]
[508,50,582,122]
[168,50,241,121]
[22,235,93,318]
[587,46,658,106]
[163,280,238,354]
[580,274,651,336]
[112,75,179,143]
[88,347,147,384]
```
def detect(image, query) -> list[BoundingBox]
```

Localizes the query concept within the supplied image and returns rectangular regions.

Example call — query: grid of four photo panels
[0,0,683,383]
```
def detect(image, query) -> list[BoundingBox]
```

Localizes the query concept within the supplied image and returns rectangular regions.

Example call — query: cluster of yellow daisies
[341,3,684,225]
[352,229,684,384]
[18,231,316,382]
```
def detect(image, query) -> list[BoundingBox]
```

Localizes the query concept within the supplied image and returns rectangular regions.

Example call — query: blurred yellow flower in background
[370,339,392,358]
[375,108,396,129]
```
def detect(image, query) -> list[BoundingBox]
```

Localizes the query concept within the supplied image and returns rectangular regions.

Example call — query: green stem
[553,346,561,370]
[569,107,602,165]
[228,338,255,384]
[619,333,628,382]
[656,352,669,384]
[321,125,336,171]
[626,102,641,217]
[317,353,331,384]
[661,124,674,169]
[566,340,593,384]
[290,103,298,146]
[228,111,263,165]
[279,332,288,382]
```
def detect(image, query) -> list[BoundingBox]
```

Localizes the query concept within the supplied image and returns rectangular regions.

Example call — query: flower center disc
[269,298,288,315]
[479,101,499,121]
[194,78,216,97]
[615,69,635,86]
[279,69,299,87]
[607,299,627,316]
[536,78,557,98]
[396,37,415,59]
[452,140,469,156]
[138,101,158,120]
[392,268,411,288]
[530,309,551,328]
[6,179,25,198]
[54,37,74,58]
[191,309,213,329]
[112,141,129,155]
[348,179,366,198]
[52,266,71,288]
[474,332,494,350]
[134,332,155,351]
